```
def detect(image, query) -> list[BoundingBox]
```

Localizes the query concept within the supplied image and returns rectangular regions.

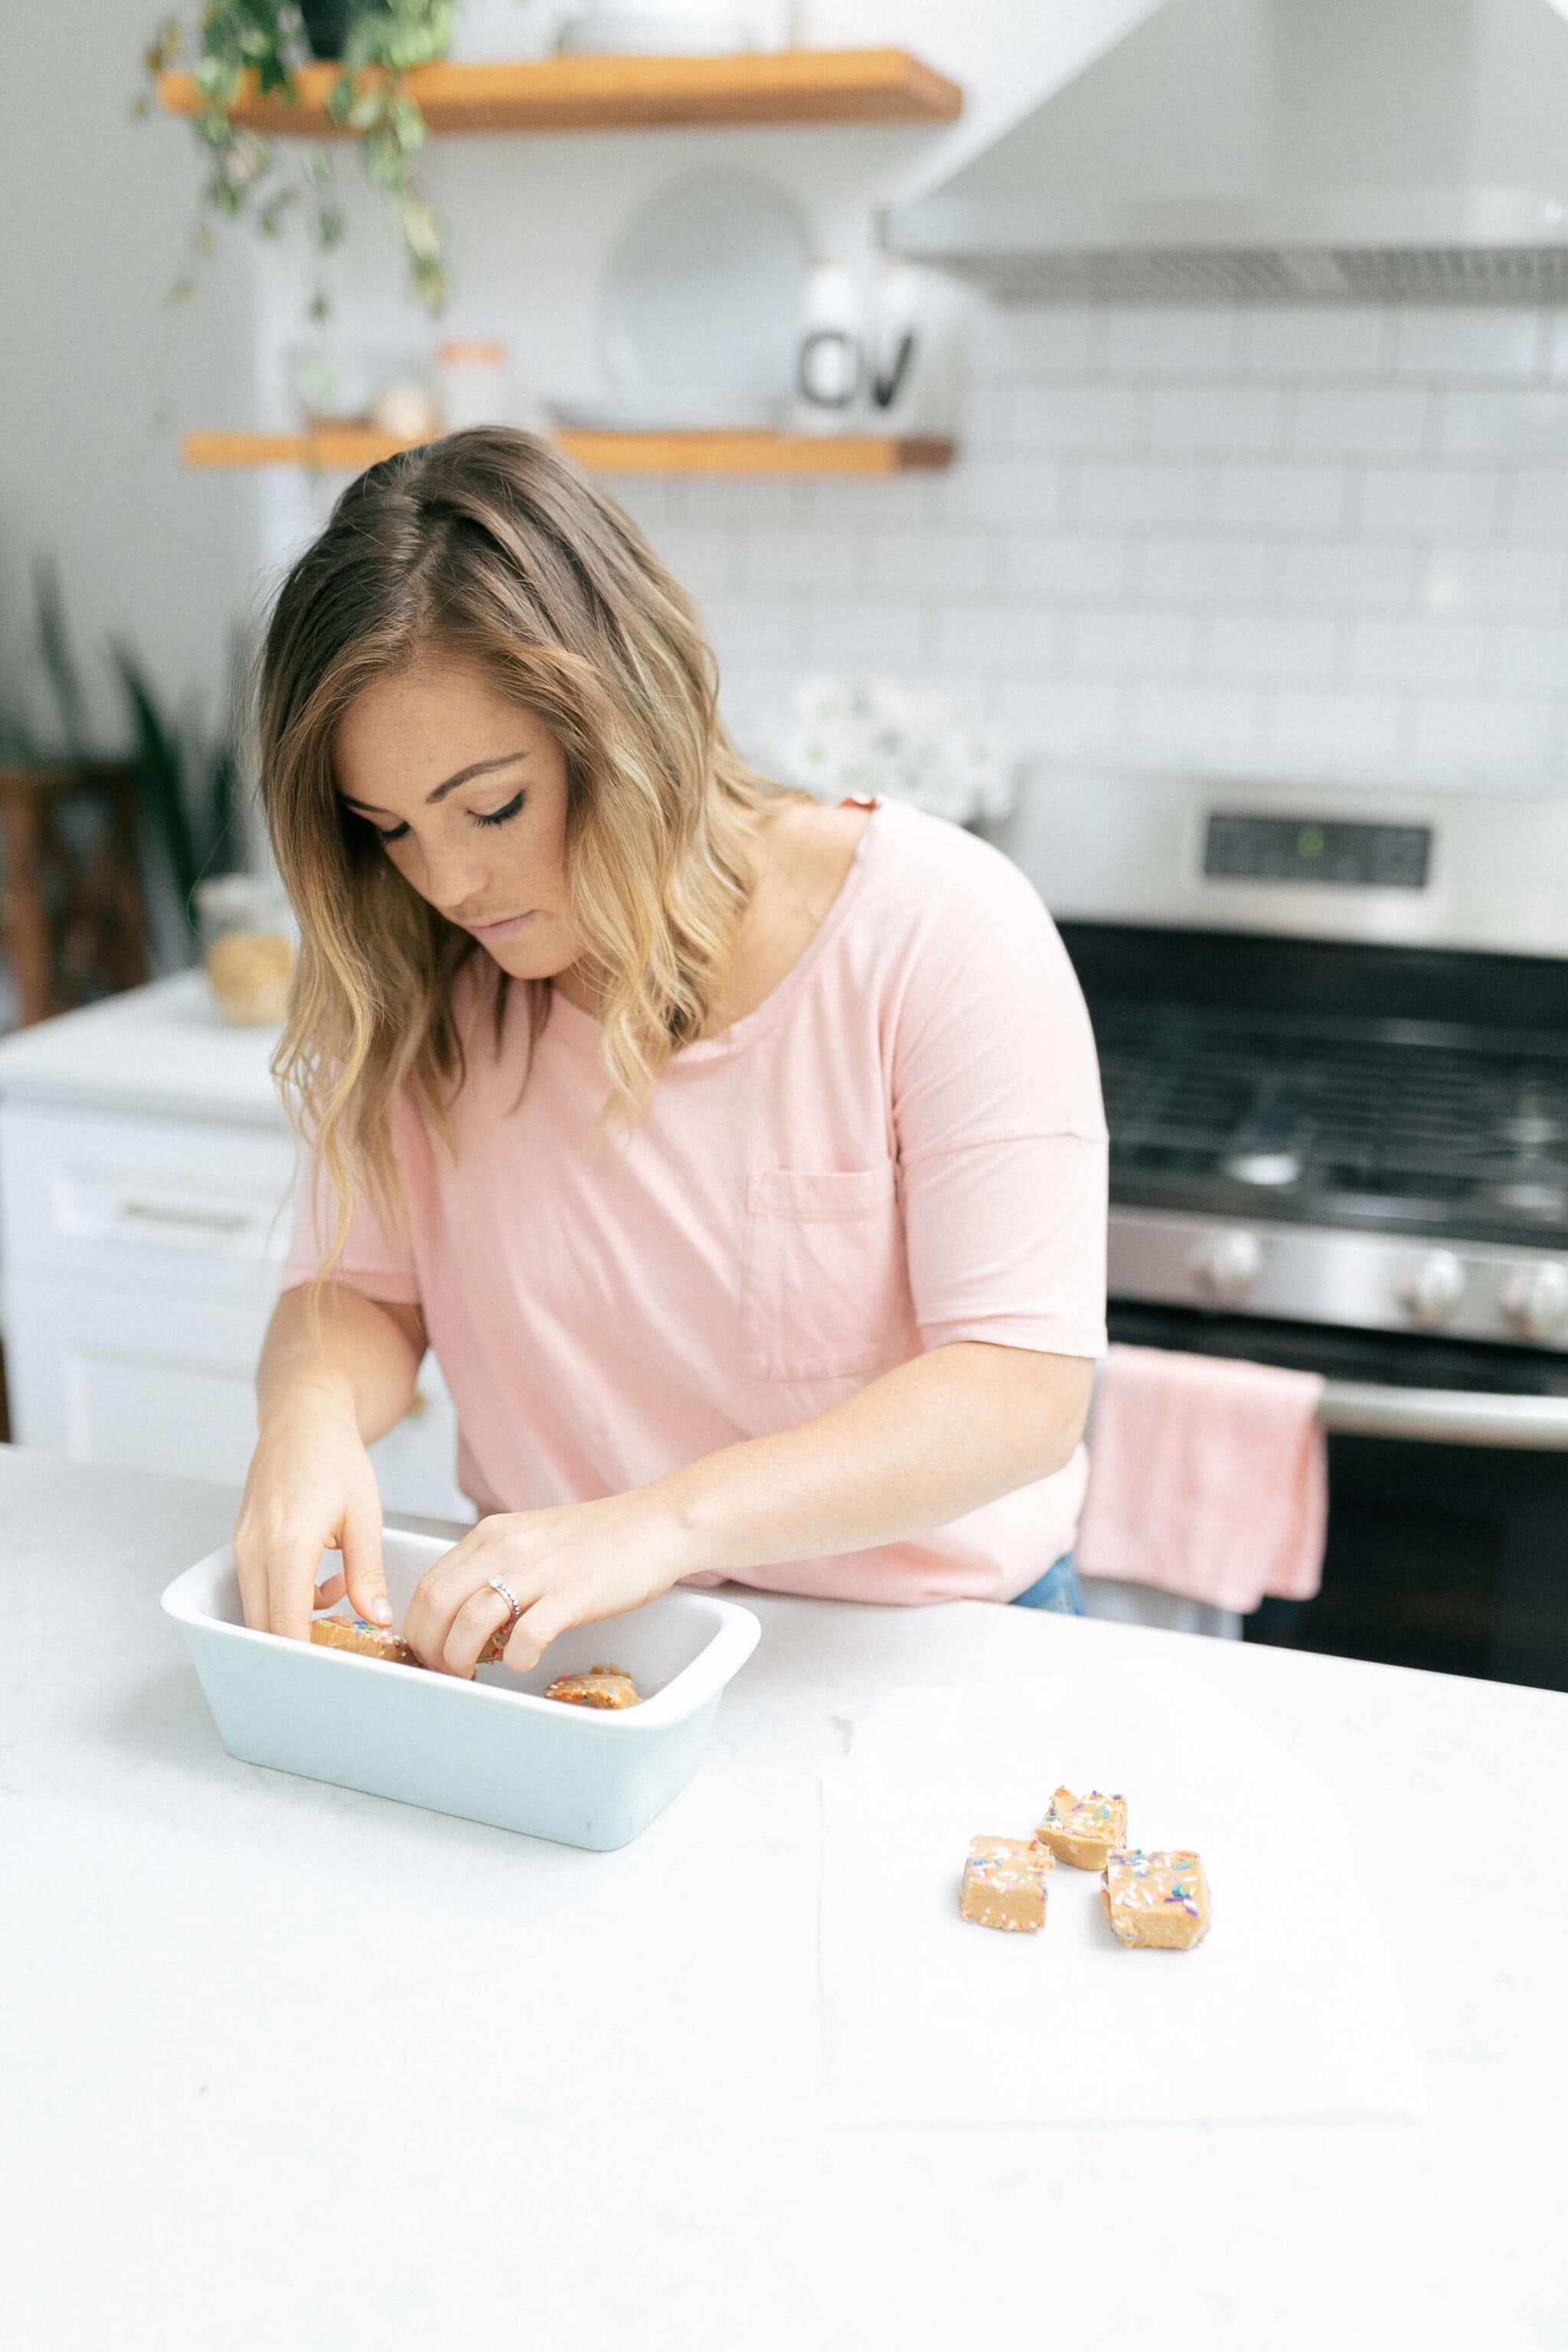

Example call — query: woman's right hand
[232,1384,391,1643]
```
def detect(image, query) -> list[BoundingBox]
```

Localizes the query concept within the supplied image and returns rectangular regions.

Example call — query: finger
[445,1583,518,1680]
[233,1526,270,1632]
[403,1527,488,1664]
[313,1567,348,1609]
[341,1501,392,1629]
[266,1544,325,1645]
[502,1592,573,1678]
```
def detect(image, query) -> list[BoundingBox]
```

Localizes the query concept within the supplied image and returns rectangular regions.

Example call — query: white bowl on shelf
[162,1526,761,1851]
[557,7,753,56]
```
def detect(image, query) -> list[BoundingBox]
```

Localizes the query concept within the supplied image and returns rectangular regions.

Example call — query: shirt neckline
[546,795,888,1064]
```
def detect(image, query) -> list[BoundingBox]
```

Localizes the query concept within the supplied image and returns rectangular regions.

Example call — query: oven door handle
[1319,1380,1568,1449]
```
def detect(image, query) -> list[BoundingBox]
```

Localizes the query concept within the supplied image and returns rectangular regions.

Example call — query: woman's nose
[419,838,491,913]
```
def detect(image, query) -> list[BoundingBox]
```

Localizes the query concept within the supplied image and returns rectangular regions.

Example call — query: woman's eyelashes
[373,789,525,846]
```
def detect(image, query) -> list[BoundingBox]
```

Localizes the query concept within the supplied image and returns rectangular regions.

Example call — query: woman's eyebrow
[341,750,531,816]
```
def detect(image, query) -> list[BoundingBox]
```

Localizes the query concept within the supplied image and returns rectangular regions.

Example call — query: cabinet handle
[116,1200,253,1236]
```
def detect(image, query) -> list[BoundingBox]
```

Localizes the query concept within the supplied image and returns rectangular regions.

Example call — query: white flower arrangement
[773,676,1016,828]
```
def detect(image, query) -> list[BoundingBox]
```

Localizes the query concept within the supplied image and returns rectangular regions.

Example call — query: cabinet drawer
[1,1102,298,1302]
[6,1272,471,1522]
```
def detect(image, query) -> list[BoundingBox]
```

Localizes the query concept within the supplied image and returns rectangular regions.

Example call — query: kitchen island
[2,1443,1563,2349]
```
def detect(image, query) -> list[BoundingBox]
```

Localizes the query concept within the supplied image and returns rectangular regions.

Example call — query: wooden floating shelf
[156,47,962,136]
[183,428,955,477]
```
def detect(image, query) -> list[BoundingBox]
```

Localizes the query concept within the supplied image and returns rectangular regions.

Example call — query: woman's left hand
[403,1488,693,1678]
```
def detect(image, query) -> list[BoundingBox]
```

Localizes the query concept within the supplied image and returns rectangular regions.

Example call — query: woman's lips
[469,911,538,940]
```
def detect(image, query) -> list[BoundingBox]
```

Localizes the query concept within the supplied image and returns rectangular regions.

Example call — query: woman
[236,428,1108,1677]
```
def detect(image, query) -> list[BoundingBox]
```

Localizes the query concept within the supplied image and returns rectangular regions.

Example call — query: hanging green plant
[138,3,457,323]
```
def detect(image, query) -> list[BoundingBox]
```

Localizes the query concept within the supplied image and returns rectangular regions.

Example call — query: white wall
[0,0,256,753]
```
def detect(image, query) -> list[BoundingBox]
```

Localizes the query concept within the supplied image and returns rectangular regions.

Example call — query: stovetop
[1094,999,1568,1249]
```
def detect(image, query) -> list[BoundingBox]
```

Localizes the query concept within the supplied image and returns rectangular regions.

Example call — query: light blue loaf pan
[162,1527,761,1851]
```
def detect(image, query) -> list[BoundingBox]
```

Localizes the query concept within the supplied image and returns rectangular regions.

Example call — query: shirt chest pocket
[740,1164,910,1383]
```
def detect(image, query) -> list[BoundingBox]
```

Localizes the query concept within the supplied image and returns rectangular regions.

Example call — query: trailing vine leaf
[142,2,452,323]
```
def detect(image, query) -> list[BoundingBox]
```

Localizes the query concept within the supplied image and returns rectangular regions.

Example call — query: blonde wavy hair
[257,426,810,1279]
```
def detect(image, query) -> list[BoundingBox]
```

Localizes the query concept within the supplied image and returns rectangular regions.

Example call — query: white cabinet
[0,1086,469,1523]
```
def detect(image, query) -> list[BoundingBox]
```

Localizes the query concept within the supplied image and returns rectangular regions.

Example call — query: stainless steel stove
[1011,772,1568,1688]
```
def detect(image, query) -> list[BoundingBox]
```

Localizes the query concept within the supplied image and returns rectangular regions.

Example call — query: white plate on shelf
[595,168,808,420]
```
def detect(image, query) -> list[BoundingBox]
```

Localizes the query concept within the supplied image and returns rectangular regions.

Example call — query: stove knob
[1189,1228,1263,1302]
[1502,1262,1568,1341]
[1399,1250,1465,1328]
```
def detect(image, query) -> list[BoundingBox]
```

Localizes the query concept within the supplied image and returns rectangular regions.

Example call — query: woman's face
[334,653,581,982]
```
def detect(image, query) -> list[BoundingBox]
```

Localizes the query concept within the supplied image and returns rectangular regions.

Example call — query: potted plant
[139,3,457,322]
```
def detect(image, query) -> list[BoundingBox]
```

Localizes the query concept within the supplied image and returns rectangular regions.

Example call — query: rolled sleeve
[893,849,1109,1362]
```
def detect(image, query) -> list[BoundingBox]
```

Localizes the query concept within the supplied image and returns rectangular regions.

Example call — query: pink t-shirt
[281,796,1109,1603]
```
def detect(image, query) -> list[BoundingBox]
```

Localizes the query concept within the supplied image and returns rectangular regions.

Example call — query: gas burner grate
[1093,1001,1568,1240]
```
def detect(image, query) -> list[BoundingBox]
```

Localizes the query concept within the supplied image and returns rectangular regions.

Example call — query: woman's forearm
[647,1341,1096,1577]
[257,1280,426,1447]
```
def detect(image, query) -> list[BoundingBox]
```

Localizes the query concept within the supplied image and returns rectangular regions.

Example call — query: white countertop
[0,972,286,1125]
[3,1442,1565,2350]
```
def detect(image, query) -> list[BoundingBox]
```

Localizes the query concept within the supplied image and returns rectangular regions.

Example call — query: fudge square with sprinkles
[1102,1851,1213,1949]
[959,1835,1054,1932]
[1036,1786,1128,1870]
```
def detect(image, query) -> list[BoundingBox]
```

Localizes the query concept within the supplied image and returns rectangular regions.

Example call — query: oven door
[1106,1301,1568,1693]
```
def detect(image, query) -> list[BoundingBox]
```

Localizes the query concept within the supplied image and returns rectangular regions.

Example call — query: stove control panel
[1204,812,1432,890]
[1112,1208,1568,1353]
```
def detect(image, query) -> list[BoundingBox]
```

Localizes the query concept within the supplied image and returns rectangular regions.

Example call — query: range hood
[887,0,1568,301]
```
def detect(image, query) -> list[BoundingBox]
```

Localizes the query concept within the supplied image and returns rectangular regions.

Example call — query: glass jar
[194,875,297,1027]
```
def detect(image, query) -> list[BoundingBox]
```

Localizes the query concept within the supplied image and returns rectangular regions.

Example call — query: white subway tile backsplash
[1350,619,1490,688]
[1068,610,1198,678]
[1416,547,1568,617]
[1266,690,1404,766]
[1411,696,1557,766]
[737,528,860,592]
[1275,542,1416,610]
[1359,465,1500,535]
[969,302,1097,374]
[932,603,1057,671]
[799,598,923,669]
[1125,683,1266,761]
[1207,613,1341,682]
[1148,384,1282,454]
[1438,390,1568,458]
[1003,532,1129,599]
[1393,306,1544,379]
[1214,462,1351,530]
[1501,469,1568,537]
[1137,537,1271,606]
[688,296,1568,792]
[1076,462,1206,525]
[1493,626,1568,694]
[1102,307,1240,374]
[936,455,1063,526]
[995,676,1122,753]
[1292,385,1429,456]
[1239,305,1387,377]
[1012,381,1144,450]
[866,528,991,596]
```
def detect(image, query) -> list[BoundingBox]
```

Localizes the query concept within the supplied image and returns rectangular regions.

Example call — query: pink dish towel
[1075,1344,1328,1615]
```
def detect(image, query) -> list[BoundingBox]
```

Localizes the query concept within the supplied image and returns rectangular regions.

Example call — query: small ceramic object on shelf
[371,376,444,441]
[792,257,864,435]
[195,875,296,1028]
[865,256,960,436]
[288,340,381,427]
[438,340,554,436]
[448,0,567,59]
[557,2,753,55]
